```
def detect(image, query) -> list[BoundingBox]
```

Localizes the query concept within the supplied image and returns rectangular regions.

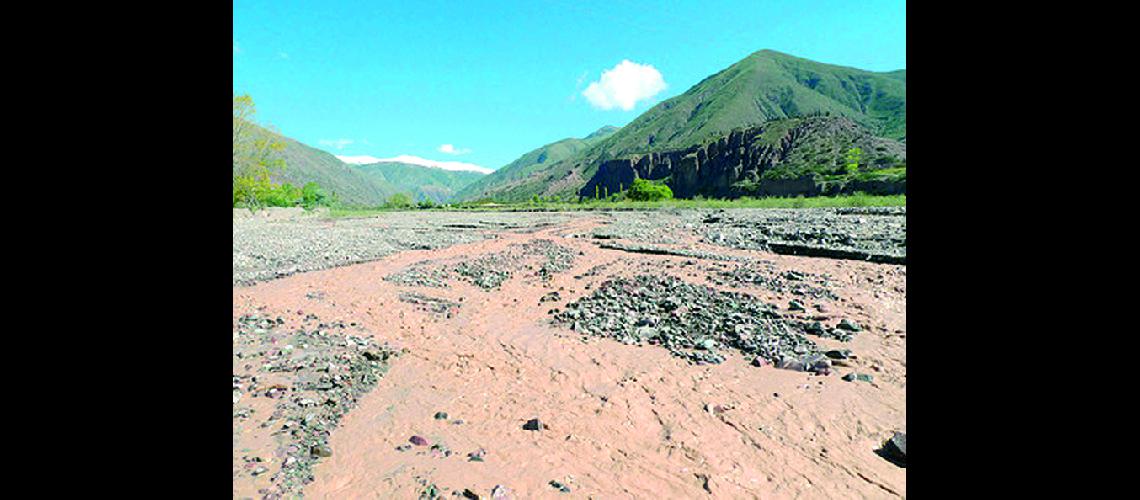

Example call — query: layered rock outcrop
[578,117,905,199]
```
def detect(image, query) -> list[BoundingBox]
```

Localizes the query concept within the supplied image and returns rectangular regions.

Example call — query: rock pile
[551,275,824,368]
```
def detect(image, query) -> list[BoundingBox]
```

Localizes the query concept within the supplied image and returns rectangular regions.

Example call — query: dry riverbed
[233,209,906,498]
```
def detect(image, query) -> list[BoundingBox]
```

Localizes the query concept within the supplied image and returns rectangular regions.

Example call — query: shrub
[301,182,328,209]
[627,178,674,202]
[385,193,414,208]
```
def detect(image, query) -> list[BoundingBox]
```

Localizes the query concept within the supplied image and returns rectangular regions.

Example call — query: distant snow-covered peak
[335,155,384,165]
[337,154,492,174]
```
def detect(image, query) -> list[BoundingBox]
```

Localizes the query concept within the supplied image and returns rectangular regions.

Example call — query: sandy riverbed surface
[233,212,905,498]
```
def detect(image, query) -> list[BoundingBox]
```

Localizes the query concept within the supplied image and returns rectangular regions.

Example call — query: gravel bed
[698,208,906,259]
[233,212,573,286]
[232,313,400,498]
[589,208,906,264]
[705,263,839,300]
[383,239,578,291]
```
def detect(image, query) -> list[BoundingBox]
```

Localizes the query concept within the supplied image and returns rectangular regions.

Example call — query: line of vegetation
[327,193,905,218]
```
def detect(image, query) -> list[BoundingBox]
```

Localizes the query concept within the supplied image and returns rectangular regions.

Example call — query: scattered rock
[523,418,545,431]
[490,485,512,499]
[878,432,906,467]
[467,448,486,462]
[824,349,853,360]
[410,435,429,446]
[548,480,571,493]
[842,373,874,383]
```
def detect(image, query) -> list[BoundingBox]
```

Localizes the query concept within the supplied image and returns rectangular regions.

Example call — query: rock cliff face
[579,117,906,199]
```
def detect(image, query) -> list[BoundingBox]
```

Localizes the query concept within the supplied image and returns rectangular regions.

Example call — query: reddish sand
[233,216,906,498]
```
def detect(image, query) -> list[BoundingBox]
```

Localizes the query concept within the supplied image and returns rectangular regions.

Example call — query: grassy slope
[452,125,619,201]
[268,129,401,207]
[593,50,905,157]
[468,50,906,202]
[352,162,485,203]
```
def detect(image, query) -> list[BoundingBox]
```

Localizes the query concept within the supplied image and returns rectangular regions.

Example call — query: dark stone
[311,444,333,458]
[549,481,571,493]
[824,349,852,360]
[523,418,544,431]
[878,432,906,467]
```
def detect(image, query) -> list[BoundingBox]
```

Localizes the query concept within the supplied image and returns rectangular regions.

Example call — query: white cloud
[438,144,471,155]
[582,60,667,111]
[318,138,354,150]
[337,154,492,174]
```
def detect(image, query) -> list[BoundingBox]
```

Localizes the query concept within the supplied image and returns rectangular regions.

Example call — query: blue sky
[233,0,905,171]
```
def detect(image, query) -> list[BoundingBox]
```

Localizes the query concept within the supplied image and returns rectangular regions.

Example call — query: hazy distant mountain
[262,126,401,206]
[338,154,493,175]
[351,161,486,204]
[251,124,485,206]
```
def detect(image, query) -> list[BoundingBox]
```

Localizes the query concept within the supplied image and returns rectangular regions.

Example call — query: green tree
[233,94,286,208]
[385,192,413,208]
[627,178,674,201]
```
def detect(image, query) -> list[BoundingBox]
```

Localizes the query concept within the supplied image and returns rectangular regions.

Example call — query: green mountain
[453,125,618,201]
[459,49,905,202]
[352,162,486,203]
[258,124,485,206]
[268,129,401,207]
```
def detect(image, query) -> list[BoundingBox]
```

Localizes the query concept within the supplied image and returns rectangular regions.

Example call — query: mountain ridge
[456,49,905,202]
[452,125,618,201]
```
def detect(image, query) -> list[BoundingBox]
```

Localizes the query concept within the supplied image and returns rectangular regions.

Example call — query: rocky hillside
[453,125,618,202]
[267,127,402,207]
[460,50,905,202]
[580,116,906,199]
